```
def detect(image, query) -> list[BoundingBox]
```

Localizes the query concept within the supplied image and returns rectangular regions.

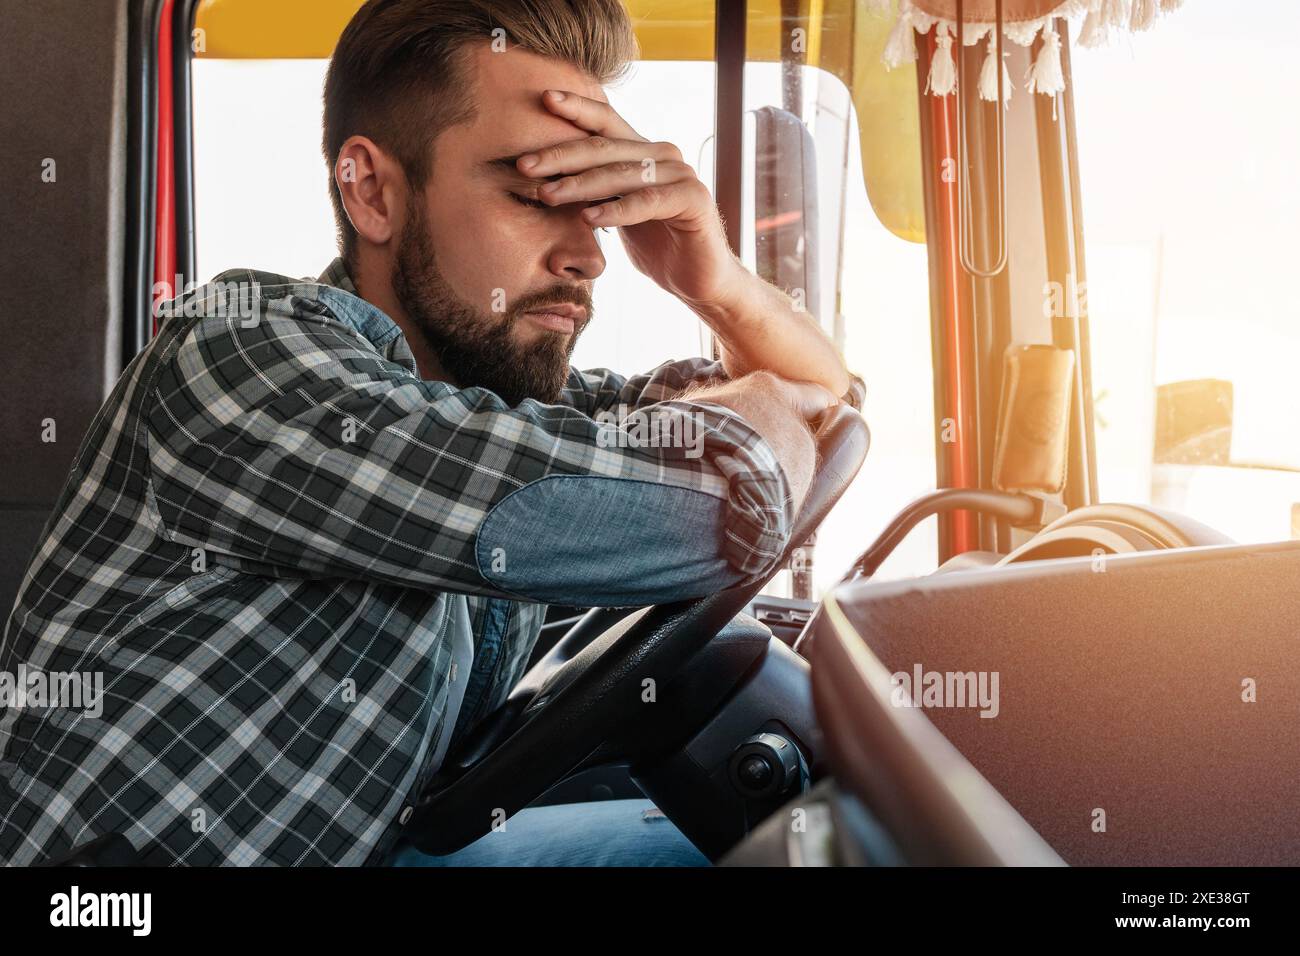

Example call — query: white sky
[1071,0,1300,537]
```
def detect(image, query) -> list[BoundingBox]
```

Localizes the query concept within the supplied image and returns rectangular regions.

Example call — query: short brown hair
[322,0,637,264]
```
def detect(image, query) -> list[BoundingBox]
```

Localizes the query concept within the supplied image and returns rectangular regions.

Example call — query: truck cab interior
[2,0,1297,868]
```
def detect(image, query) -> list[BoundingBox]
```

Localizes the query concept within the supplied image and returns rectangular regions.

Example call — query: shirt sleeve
[144,299,795,607]
[561,357,731,419]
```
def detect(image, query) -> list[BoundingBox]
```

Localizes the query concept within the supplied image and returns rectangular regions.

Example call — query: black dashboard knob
[728,732,801,799]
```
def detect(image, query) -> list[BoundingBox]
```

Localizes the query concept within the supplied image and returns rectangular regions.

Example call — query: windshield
[1073,0,1300,543]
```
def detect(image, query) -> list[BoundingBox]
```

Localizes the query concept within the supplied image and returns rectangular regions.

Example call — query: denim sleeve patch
[474,475,749,607]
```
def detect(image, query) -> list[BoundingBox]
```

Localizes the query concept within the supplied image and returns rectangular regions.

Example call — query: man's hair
[322,0,637,265]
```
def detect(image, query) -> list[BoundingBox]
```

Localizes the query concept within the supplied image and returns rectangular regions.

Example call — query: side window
[193,58,337,281]
[1073,4,1300,544]
[739,62,936,595]
[573,61,716,372]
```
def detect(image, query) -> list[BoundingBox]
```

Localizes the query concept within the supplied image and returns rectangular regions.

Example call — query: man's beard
[391,197,591,407]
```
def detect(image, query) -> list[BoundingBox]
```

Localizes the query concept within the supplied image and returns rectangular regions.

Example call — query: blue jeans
[386,799,710,866]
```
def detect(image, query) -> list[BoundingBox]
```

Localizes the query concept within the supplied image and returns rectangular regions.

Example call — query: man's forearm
[687,265,852,397]
[680,371,836,512]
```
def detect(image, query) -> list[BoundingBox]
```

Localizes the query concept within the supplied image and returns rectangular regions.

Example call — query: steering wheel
[403,405,870,854]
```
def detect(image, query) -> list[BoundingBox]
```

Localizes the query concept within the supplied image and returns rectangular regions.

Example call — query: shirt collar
[318,256,360,296]
[313,257,404,351]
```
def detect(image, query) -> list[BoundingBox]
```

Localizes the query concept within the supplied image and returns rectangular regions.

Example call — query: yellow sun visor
[192,0,922,242]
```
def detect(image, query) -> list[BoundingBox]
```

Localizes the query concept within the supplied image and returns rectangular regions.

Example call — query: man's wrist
[681,258,760,332]
[683,263,855,399]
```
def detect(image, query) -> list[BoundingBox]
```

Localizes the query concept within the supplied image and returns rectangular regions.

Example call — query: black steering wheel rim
[404,405,870,855]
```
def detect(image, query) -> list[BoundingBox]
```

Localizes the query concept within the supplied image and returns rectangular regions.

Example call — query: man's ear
[335,135,405,247]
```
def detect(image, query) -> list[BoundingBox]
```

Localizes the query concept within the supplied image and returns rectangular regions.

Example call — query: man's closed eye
[509,191,621,210]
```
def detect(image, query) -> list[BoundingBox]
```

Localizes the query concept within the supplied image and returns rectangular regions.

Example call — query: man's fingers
[746,372,838,422]
[581,179,713,228]
[539,89,646,142]
[519,137,681,179]
[783,380,840,421]
[538,159,694,207]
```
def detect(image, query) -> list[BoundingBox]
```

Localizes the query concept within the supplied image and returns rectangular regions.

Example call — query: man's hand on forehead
[512,88,745,316]
[515,90,852,401]
[508,90,679,204]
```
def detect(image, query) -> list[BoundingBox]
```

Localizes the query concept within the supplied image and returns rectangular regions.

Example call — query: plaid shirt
[0,259,797,866]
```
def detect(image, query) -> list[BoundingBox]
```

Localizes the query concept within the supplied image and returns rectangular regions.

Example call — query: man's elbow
[473,474,780,606]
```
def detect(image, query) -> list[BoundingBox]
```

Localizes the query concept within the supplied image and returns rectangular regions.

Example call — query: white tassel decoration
[1078,7,1108,48]
[1056,0,1094,17]
[1079,0,1132,47]
[1102,0,1132,27]
[978,32,1012,106]
[1005,19,1045,46]
[1025,21,1066,97]
[961,22,993,47]
[927,28,957,96]
[883,6,917,69]
[1130,0,1157,31]
[881,0,1177,90]
[909,5,938,34]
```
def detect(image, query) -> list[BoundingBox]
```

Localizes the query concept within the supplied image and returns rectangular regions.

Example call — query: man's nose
[546,207,607,281]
